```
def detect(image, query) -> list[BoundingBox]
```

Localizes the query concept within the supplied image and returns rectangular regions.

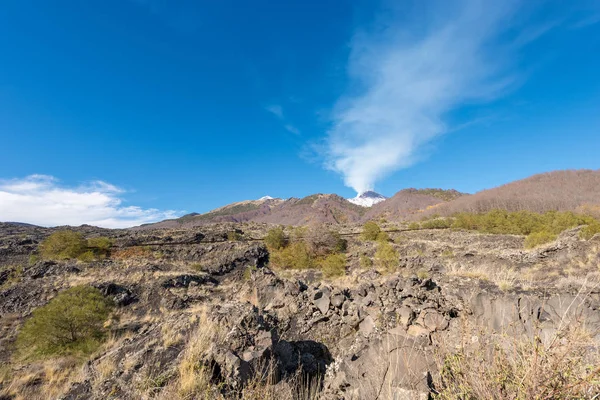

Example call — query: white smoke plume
[326,0,522,194]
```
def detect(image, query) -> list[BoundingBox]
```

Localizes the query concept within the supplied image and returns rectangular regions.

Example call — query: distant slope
[424,169,600,217]
[365,188,468,220]
[141,197,285,229]
[139,188,469,229]
[253,194,366,225]
[139,194,367,229]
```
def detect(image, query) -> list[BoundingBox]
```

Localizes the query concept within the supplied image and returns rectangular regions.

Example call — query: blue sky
[1,0,600,227]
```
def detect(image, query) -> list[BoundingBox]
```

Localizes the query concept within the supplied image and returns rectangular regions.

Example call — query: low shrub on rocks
[319,253,346,278]
[17,286,114,358]
[39,230,87,260]
[39,231,113,261]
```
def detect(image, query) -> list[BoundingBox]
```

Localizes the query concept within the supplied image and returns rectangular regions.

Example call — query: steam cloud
[326,0,521,194]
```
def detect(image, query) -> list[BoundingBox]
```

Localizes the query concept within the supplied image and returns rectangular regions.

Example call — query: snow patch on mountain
[347,191,386,207]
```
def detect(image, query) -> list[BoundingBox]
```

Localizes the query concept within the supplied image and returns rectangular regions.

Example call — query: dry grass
[433,289,600,399]
[1,357,83,400]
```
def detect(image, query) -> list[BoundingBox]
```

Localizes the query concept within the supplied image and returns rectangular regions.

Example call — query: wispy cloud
[0,175,181,228]
[265,104,284,119]
[325,0,533,194]
[265,104,301,135]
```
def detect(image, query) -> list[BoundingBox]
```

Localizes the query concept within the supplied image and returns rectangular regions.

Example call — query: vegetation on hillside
[17,286,114,358]
[423,169,600,217]
[413,210,600,248]
[403,188,465,202]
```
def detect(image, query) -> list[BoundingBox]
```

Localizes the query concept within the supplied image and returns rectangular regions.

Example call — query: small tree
[264,227,287,250]
[375,241,398,273]
[304,225,347,256]
[320,253,346,278]
[361,221,381,241]
[39,230,87,260]
[17,286,114,358]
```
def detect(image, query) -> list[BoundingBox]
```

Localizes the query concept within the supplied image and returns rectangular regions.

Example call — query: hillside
[365,188,467,220]
[423,169,600,217]
[142,189,467,229]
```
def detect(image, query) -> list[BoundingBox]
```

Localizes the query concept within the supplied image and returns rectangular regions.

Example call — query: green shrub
[28,254,40,266]
[421,218,452,229]
[580,221,600,240]
[408,222,421,230]
[360,255,374,269]
[376,231,390,242]
[375,241,398,273]
[320,253,346,278]
[227,231,242,241]
[264,227,287,250]
[304,226,347,256]
[39,230,87,260]
[17,286,113,358]
[87,237,112,251]
[361,221,381,241]
[524,231,557,248]
[270,241,314,270]
[77,250,96,262]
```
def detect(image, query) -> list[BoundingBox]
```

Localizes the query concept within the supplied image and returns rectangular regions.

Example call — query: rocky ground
[1,222,599,399]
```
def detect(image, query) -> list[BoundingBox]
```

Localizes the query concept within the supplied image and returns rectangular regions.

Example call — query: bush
[580,221,600,240]
[408,222,421,230]
[269,241,314,270]
[375,241,398,273]
[360,255,373,269]
[421,218,452,230]
[264,227,287,250]
[227,231,242,241]
[361,221,381,241]
[524,231,557,248]
[304,226,347,256]
[17,286,113,358]
[320,253,346,278]
[39,230,87,260]
[376,231,390,242]
[87,236,112,257]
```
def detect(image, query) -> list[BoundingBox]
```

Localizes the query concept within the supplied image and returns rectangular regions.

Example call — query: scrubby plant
[421,218,452,230]
[17,286,114,358]
[304,226,347,256]
[227,231,242,241]
[87,237,113,259]
[77,251,96,262]
[407,222,421,230]
[375,241,398,273]
[524,231,557,248]
[39,230,87,260]
[360,255,374,269]
[269,241,314,270]
[361,221,381,241]
[580,220,600,240]
[434,321,600,399]
[417,209,600,247]
[319,253,346,278]
[376,231,390,242]
[264,227,287,250]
